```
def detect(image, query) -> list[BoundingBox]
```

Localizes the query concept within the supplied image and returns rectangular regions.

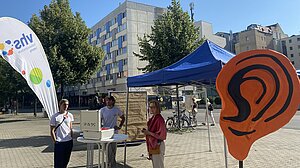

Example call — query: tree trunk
[33,98,37,117]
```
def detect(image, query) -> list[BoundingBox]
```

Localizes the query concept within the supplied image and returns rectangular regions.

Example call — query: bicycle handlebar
[172,109,186,114]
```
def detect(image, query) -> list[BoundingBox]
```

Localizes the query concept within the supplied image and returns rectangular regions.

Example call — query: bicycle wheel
[166,118,175,130]
[181,118,190,128]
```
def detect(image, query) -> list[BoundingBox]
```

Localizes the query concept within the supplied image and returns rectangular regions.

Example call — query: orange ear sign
[216,49,300,161]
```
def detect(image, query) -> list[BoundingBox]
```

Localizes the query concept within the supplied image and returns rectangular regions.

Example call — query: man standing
[100,96,125,168]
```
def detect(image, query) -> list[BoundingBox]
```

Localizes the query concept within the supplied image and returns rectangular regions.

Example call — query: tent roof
[127,40,235,87]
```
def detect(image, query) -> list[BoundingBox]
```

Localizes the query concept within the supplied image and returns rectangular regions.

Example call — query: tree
[28,0,104,98]
[0,59,31,109]
[135,0,204,72]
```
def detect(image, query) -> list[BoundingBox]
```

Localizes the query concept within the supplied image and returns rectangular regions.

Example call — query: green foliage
[28,0,104,90]
[134,0,204,72]
[0,59,31,106]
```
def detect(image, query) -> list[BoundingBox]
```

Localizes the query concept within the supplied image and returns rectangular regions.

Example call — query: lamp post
[189,2,194,22]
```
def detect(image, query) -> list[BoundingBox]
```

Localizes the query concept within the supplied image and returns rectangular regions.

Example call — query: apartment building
[215,31,238,53]
[234,23,287,54]
[194,20,226,48]
[75,1,165,97]
[64,2,229,105]
[280,35,300,69]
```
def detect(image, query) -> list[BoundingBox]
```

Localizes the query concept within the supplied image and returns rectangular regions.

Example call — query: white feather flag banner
[0,17,58,118]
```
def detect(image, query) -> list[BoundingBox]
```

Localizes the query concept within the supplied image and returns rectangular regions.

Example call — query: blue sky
[1,0,299,36]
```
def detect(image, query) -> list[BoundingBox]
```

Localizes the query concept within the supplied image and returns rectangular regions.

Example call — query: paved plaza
[0,111,299,168]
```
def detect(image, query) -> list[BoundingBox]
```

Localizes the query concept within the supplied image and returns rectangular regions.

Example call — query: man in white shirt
[50,99,74,168]
[100,96,125,168]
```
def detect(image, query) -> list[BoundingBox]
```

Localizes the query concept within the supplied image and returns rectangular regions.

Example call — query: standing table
[77,134,128,168]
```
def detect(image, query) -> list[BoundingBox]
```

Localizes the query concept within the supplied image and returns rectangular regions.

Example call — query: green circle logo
[30,68,43,85]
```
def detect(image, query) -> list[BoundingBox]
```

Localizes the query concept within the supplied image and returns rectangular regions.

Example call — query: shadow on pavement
[0,135,52,149]
[43,138,144,153]
[42,140,91,153]
[69,163,133,168]
[0,119,28,124]
[166,150,212,158]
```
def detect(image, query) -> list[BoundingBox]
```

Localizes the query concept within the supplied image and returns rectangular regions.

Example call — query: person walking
[50,99,74,168]
[202,98,216,126]
[100,96,125,168]
[191,97,198,126]
[142,100,167,168]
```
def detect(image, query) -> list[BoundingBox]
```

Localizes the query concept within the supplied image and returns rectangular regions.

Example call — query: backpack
[208,104,213,111]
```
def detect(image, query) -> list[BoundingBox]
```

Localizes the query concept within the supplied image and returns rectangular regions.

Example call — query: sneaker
[210,124,215,126]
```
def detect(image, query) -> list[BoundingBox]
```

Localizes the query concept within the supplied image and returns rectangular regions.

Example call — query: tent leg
[176,85,180,129]
[203,87,212,152]
[124,87,129,167]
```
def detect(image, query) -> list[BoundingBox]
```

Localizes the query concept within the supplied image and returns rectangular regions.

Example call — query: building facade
[234,23,287,54]
[215,31,238,53]
[280,35,300,69]
[194,20,226,48]
[77,1,165,96]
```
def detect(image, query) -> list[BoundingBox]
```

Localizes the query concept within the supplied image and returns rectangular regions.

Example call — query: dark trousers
[108,142,117,168]
[54,140,73,168]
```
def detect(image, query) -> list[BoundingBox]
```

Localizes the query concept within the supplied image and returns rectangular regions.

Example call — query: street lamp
[189,2,194,22]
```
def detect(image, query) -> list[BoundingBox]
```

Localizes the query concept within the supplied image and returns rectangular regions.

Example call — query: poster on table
[0,17,58,118]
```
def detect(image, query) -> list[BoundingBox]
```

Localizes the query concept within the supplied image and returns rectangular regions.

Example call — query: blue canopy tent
[122,40,235,159]
[127,40,235,87]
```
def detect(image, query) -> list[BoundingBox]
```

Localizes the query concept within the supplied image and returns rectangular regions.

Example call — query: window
[298,45,300,49]
[118,23,127,32]
[111,18,115,25]
[291,54,294,57]
[123,47,127,54]
[297,38,300,41]
[122,35,127,41]
[105,32,111,39]
[111,39,118,47]
[118,47,127,55]
[291,61,294,65]
[289,39,292,43]
[299,53,300,56]
[107,53,111,60]
[123,59,128,65]
[290,47,293,50]
[111,50,119,57]
[245,36,249,41]
[111,62,116,68]
[101,25,105,32]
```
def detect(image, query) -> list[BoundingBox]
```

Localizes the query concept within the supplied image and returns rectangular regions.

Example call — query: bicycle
[187,110,197,127]
[165,109,191,130]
